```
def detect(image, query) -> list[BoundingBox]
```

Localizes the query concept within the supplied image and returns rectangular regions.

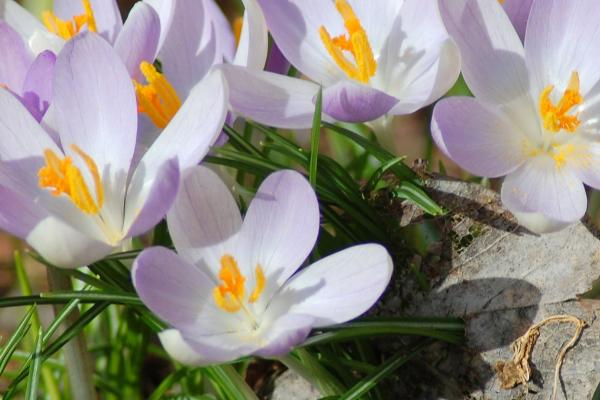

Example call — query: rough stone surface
[379,177,600,400]
[271,370,320,400]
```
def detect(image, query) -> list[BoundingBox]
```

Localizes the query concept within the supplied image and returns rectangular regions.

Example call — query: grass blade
[0,306,35,375]
[309,87,323,187]
[24,328,43,400]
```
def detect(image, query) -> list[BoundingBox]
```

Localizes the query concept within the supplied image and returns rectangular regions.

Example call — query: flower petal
[377,0,460,115]
[114,2,161,81]
[204,0,235,63]
[233,0,268,70]
[431,97,525,178]
[53,0,123,43]
[256,0,345,85]
[167,166,242,272]
[254,314,314,357]
[159,329,258,366]
[143,0,175,52]
[346,0,403,55]
[0,20,32,92]
[21,50,55,121]
[239,170,319,288]
[52,32,136,177]
[525,0,600,96]
[322,81,398,122]
[502,0,533,42]
[158,0,216,97]
[438,0,529,105]
[134,68,227,179]
[510,210,572,234]
[220,64,323,130]
[26,216,113,268]
[265,42,290,75]
[500,157,587,223]
[0,183,47,239]
[0,0,45,44]
[269,244,393,328]
[125,158,179,237]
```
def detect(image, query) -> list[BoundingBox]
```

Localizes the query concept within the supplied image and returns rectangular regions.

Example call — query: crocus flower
[0,20,54,121]
[220,0,460,136]
[133,166,392,365]
[0,0,170,82]
[432,0,600,233]
[0,32,227,268]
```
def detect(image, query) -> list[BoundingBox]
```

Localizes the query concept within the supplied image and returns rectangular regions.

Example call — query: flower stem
[46,266,95,400]
[277,349,346,396]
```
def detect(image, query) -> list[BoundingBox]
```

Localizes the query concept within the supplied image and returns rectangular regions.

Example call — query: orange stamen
[213,255,266,313]
[133,62,182,129]
[539,71,583,133]
[42,0,97,40]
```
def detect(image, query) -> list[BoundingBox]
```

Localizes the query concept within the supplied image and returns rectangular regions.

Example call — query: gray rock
[271,370,320,400]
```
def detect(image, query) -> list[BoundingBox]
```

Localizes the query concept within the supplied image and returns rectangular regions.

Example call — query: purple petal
[114,2,161,81]
[167,166,242,272]
[265,42,290,75]
[322,81,398,122]
[502,0,533,42]
[26,216,114,268]
[143,0,176,52]
[52,32,136,176]
[0,20,32,92]
[254,314,314,357]
[21,50,56,121]
[204,0,235,63]
[438,0,529,105]
[270,244,393,328]
[126,158,180,237]
[239,170,319,289]
[54,0,123,43]
[431,97,525,178]
[256,0,345,85]
[500,157,587,223]
[525,0,600,96]
[220,64,323,129]
[158,0,216,97]
[135,69,227,178]
[0,183,47,239]
[233,0,268,70]
[0,0,45,42]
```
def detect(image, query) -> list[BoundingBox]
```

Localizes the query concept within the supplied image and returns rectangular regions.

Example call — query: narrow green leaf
[391,181,445,216]
[148,368,189,400]
[24,328,43,400]
[0,306,35,375]
[364,157,406,193]
[339,340,432,400]
[204,365,259,400]
[309,87,323,187]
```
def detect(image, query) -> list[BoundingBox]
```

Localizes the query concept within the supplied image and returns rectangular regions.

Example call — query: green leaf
[339,340,432,400]
[204,365,259,400]
[309,87,323,187]
[364,157,406,193]
[24,328,43,400]
[391,181,445,216]
[0,306,35,375]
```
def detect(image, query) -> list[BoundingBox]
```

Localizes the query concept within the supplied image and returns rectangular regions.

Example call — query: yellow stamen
[213,255,267,313]
[38,144,104,214]
[233,16,244,47]
[249,266,266,303]
[319,0,377,83]
[498,0,505,4]
[133,62,182,129]
[539,71,583,133]
[42,0,97,40]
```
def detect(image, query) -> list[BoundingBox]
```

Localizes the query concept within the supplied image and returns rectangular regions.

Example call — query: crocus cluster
[0,0,595,369]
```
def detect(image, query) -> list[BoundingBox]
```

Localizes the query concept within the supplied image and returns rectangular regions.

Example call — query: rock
[381,177,600,399]
[271,370,320,400]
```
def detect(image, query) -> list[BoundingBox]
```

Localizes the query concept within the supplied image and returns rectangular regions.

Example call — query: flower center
[539,71,583,133]
[213,254,266,314]
[233,16,244,47]
[38,144,104,215]
[319,0,377,83]
[133,62,182,129]
[42,0,97,40]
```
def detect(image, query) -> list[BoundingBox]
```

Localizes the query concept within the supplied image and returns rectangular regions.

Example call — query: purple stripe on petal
[0,20,32,91]
[322,81,398,123]
[126,158,180,237]
[21,50,56,121]
[114,2,161,81]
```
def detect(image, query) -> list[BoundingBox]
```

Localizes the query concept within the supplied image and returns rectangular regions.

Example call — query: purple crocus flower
[220,0,460,138]
[0,21,55,121]
[501,0,534,41]
[0,32,227,268]
[133,166,392,365]
[1,0,169,82]
[433,0,600,233]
